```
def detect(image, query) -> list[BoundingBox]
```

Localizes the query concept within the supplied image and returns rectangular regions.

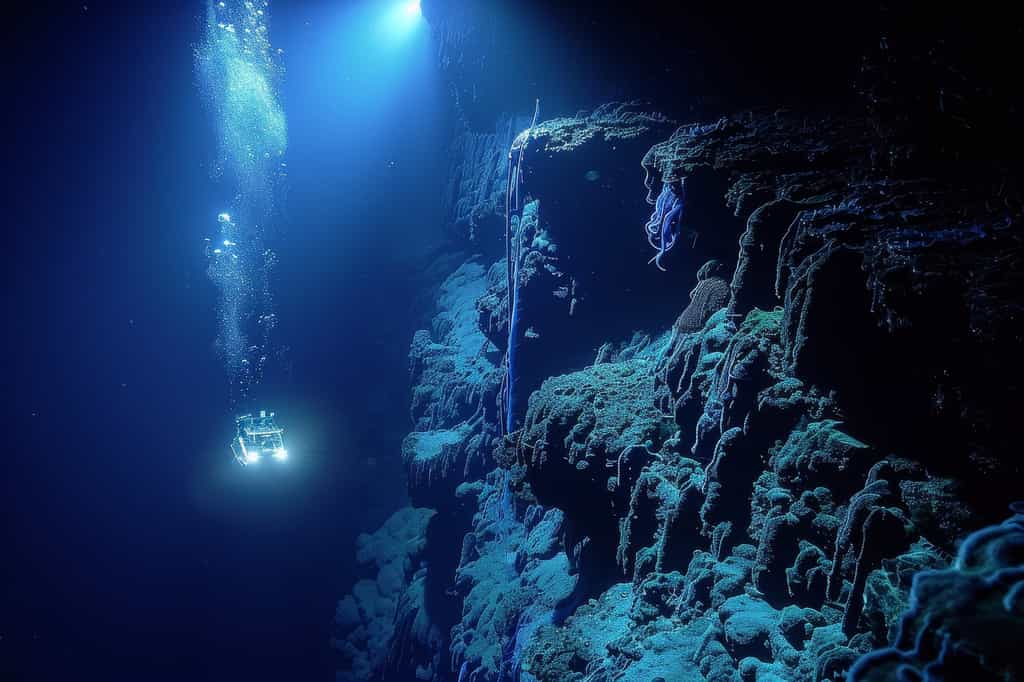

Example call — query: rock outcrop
[333,507,436,682]
[335,33,1022,679]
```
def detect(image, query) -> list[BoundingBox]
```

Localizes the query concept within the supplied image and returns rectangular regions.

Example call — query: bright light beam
[379,0,423,43]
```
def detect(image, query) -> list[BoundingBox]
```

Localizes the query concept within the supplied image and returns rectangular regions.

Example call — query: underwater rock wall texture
[444,115,530,249]
[847,504,1024,681]
[333,507,436,681]
[335,85,1022,682]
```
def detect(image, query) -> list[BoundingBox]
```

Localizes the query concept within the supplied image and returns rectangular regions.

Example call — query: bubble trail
[195,0,287,405]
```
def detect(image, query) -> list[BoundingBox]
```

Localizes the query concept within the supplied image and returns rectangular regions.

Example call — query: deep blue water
[8,2,1013,681]
[3,2,446,679]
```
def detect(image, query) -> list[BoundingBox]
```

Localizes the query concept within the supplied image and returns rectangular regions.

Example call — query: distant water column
[195,0,287,406]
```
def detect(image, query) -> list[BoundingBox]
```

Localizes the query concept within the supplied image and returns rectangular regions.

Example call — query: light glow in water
[379,0,424,43]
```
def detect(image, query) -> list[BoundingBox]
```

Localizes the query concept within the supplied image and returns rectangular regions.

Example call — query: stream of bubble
[195,0,287,405]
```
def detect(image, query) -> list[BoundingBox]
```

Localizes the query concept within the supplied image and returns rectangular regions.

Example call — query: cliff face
[333,6,1023,681]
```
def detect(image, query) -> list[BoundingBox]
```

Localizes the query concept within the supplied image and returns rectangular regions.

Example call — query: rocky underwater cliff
[332,4,1024,682]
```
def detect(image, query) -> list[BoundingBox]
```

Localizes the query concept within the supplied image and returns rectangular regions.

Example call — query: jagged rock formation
[404,260,504,508]
[848,504,1024,681]
[475,103,724,431]
[333,507,436,682]
[445,116,528,248]
[448,471,575,681]
[335,26,1022,679]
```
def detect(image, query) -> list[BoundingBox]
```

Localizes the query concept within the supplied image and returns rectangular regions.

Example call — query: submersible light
[231,410,288,467]
[404,0,421,17]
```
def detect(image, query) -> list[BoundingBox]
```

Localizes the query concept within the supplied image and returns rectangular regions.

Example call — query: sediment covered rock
[337,83,1022,681]
[332,507,435,682]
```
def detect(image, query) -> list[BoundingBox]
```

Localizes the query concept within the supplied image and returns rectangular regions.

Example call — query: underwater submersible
[231,410,288,466]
